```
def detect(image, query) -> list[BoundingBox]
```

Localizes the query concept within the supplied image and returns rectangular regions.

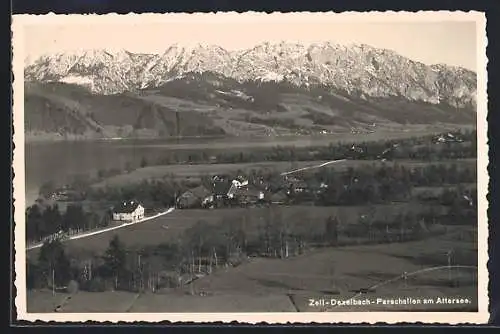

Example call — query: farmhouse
[112,200,145,222]
[177,185,211,209]
[232,185,266,206]
[285,177,309,194]
[433,132,464,144]
[227,176,249,199]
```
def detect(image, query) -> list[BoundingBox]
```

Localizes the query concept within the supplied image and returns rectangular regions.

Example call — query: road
[27,158,344,250]
[280,159,347,176]
[26,207,175,251]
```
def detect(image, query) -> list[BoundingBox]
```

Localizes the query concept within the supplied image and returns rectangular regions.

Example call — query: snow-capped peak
[24,42,477,108]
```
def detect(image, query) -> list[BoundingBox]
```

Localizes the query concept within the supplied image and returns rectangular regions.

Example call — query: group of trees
[284,162,477,207]
[86,179,191,212]
[27,236,128,292]
[85,160,477,211]
[26,203,112,244]
[28,199,466,294]
[27,239,71,289]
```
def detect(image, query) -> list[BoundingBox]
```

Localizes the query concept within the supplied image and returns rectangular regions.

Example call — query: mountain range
[24,42,477,141]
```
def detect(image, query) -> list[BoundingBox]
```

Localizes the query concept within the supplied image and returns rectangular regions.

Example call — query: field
[27,225,477,313]
[26,203,450,260]
[92,158,477,188]
[174,226,477,311]
[26,290,140,313]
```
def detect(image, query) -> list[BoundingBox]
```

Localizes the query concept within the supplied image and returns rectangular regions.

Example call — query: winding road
[26,207,175,251]
[280,159,347,176]
[27,158,344,250]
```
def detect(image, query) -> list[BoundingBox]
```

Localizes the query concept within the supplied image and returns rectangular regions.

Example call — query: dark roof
[271,191,288,201]
[113,200,141,213]
[246,186,264,197]
[182,186,211,199]
[214,181,231,196]
[192,185,211,198]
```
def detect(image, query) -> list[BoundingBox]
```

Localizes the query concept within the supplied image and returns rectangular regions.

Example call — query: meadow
[27,224,477,313]
[27,203,451,260]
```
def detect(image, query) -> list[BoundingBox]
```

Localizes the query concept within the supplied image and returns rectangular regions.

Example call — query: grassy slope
[27,225,477,312]
[170,225,477,312]
[27,203,450,259]
[24,75,476,141]
[25,82,225,139]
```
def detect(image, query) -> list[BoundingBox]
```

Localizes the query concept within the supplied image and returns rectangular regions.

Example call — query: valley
[22,41,480,314]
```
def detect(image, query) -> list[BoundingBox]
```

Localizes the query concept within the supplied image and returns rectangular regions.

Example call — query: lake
[22,129,448,207]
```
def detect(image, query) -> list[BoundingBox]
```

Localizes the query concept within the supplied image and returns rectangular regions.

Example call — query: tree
[26,261,44,290]
[325,216,339,246]
[26,205,44,242]
[63,204,86,232]
[38,239,71,287]
[42,204,62,232]
[103,235,127,289]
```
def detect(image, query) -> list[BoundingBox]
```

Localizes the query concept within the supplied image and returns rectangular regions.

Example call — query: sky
[20,13,480,71]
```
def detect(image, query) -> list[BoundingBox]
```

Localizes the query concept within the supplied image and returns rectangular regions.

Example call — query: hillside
[24,82,226,140]
[24,42,477,140]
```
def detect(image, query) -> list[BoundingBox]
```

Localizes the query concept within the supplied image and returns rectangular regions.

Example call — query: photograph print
[12,11,489,324]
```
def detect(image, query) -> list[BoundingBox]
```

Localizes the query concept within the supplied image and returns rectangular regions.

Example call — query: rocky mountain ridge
[25,42,477,109]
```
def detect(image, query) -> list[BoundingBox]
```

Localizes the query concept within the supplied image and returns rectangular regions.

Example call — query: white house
[232,178,248,189]
[112,200,145,222]
[227,177,249,199]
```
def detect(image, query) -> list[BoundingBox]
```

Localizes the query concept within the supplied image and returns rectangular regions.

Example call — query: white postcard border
[12,11,490,324]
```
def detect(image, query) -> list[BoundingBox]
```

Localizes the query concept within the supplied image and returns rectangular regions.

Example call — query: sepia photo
[12,11,489,323]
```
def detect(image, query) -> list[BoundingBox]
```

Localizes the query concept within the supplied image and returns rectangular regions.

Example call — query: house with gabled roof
[231,184,266,206]
[285,177,309,194]
[112,200,145,222]
[177,185,211,209]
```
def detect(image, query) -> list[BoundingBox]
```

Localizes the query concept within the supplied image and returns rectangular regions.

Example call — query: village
[175,173,316,210]
[47,172,320,233]
[36,130,471,240]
